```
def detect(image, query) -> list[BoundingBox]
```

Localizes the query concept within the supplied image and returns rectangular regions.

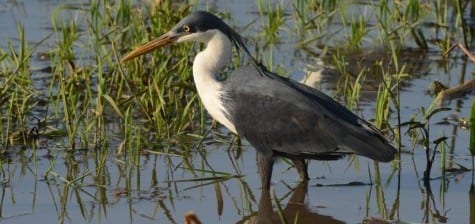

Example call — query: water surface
[0,0,474,224]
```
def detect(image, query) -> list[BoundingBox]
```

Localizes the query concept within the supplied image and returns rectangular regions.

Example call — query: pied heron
[121,11,397,191]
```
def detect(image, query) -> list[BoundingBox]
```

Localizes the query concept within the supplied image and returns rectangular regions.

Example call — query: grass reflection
[0,0,474,223]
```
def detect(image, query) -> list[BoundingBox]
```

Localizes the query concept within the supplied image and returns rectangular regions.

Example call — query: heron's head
[121,11,250,63]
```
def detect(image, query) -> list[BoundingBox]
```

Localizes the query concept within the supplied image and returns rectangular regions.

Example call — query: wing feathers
[224,66,397,162]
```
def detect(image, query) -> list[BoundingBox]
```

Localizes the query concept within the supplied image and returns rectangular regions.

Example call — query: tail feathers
[343,134,397,162]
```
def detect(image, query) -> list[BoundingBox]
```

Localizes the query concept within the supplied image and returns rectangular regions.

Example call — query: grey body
[219,65,397,189]
[224,66,395,161]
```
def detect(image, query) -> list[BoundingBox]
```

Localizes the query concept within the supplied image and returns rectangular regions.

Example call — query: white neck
[191,30,237,133]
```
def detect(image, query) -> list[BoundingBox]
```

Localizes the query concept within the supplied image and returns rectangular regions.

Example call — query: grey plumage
[121,10,397,191]
[224,66,396,162]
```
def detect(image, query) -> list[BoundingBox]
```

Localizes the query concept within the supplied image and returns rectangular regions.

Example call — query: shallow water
[1,0,474,224]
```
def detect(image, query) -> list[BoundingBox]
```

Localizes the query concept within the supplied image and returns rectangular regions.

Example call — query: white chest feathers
[193,75,237,134]
[191,30,237,133]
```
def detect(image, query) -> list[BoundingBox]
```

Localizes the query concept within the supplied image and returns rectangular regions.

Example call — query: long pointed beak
[121,32,177,63]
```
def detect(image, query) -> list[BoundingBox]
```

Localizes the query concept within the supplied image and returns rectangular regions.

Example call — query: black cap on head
[172,11,230,34]
[171,11,266,76]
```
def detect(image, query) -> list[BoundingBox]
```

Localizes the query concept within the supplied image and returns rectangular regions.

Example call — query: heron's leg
[256,152,274,191]
[291,159,309,181]
[286,181,308,208]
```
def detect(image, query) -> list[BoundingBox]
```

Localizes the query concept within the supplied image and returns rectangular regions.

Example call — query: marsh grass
[257,0,285,44]
[1,2,462,150]
[0,25,47,149]
[401,106,451,181]
[470,99,475,157]
[0,0,473,223]
[1,2,208,222]
[470,98,475,173]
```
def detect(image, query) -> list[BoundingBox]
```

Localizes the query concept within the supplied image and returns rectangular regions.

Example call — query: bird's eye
[182,25,191,32]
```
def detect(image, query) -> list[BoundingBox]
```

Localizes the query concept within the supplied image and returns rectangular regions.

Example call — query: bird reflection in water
[237,182,344,224]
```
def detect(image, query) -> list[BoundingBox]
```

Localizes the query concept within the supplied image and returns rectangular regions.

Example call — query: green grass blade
[470,98,475,156]
[102,94,124,118]
[470,183,475,224]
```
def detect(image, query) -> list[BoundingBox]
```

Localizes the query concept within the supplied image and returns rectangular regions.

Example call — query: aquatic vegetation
[470,99,475,169]
[0,0,473,223]
[401,106,451,181]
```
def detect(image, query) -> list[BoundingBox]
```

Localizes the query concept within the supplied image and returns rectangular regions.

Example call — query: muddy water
[1,0,474,224]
